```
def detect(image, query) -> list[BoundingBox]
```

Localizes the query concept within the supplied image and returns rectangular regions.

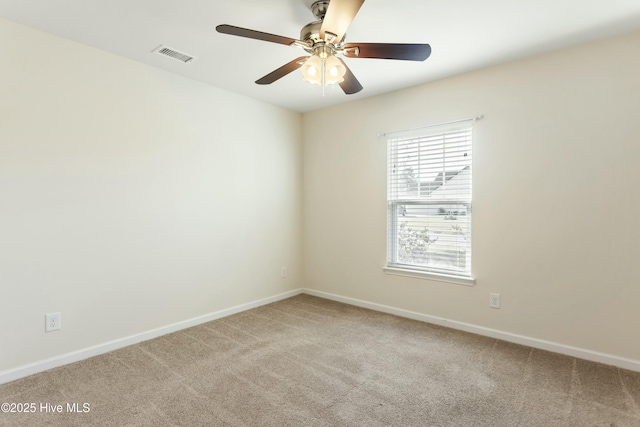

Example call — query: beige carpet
[1,294,639,426]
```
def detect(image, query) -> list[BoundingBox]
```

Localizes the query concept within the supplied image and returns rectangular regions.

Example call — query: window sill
[383,267,476,286]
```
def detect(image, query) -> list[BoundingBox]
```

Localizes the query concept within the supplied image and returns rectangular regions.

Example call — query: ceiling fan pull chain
[322,59,326,97]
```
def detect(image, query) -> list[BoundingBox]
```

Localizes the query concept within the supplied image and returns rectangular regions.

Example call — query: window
[386,121,474,284]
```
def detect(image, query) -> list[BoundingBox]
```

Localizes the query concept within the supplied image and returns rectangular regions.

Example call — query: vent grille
[152,45,197,63]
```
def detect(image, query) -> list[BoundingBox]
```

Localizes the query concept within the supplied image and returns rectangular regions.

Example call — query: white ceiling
[2,0,640,113]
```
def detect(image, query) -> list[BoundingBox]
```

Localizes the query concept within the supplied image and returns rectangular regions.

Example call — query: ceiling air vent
[152,45,197,64]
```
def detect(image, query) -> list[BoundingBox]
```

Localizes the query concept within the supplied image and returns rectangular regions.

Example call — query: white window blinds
[387,121,473,278]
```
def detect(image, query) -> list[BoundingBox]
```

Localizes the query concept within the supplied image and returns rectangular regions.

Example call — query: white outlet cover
[45,312,61,332]
[489,293,501,309]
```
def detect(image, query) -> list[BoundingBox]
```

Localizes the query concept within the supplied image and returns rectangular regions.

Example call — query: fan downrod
[311,1,330,21]
[302,0,344,46]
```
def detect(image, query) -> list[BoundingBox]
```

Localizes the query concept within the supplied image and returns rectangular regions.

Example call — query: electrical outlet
[45,312,61,332]
[281,267,287,278]
[489,293,501,309]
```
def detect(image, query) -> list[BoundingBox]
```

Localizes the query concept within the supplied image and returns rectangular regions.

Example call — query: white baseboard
[3,287,638,385]
[302,288,640,373]
[0,289,303,385]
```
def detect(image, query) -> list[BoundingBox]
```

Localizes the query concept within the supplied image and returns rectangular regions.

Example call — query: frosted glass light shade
[301,55,323,85]
[325,54,346,85]
[301,53,346,86]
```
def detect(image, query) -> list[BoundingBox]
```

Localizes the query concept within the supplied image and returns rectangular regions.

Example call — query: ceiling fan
[216,0,431,95]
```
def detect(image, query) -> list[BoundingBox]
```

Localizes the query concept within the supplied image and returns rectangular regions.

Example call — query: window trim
[385,120,476,284]
[383,266,476,286]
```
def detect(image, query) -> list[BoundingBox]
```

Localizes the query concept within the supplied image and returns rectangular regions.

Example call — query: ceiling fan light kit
[216,0,431,95]
[301,45,346,88]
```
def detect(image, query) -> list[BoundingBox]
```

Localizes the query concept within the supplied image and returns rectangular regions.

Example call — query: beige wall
[303,31,640,361]
[2,15,639,376]
[0,19,302,372]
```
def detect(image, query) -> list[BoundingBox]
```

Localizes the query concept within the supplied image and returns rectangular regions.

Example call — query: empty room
[1,0,640,426]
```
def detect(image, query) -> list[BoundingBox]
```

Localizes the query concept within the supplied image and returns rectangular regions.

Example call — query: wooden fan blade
[256,57,309,85]
[319,0,365,42]
[216,24,297,46]
[342,43,432,61]
[337,58,363,95]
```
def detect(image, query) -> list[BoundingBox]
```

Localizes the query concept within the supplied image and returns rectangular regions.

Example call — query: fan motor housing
[302,1,345,46]
[300,21,323,43]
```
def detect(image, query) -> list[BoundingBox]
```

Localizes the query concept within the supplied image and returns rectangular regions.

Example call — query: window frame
[385,121,476,286]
